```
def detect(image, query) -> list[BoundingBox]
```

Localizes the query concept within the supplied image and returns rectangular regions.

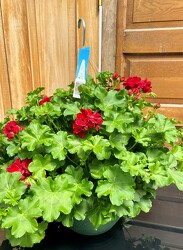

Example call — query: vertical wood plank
[116,0,127,75]
[67,0,77,81]
[102,0,117,72]
[35,0,76,94]
[77,0,99,77]
[1,0,33,110]
[0,1,11,120]
[26,0,40,90]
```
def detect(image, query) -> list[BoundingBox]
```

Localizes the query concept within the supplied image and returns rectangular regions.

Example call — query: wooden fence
[0,0,117,121]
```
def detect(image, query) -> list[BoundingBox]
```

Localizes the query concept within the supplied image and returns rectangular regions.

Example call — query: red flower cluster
[39,95,52,105]
[73,109,103,138]
[3,121,24,140]
[123,76,152,96]
[112,72,119,79]
[107,73,125,91]
[7,158,32,181]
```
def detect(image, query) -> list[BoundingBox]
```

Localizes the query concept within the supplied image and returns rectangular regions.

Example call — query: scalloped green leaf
[63,166,93,204]
[67,135,93,160]
[6,142,19,157]
[95,89,127,116]
[103,112,134,133]
[147,114,178,143]
[31,176,73,222]
[2,198,42,238]
[30,102,61,118]
[20,120,52,151]
[6,221,48,247]
[48,131,68,161]
[29,154,57,178]
[0,172,26,205]
[96,165,135,206]
[87,196,116,229]
[89,135,111,160]
[109,131,130,150]
[63,102,80,116]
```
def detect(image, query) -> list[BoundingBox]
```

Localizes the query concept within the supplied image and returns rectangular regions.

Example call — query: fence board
[26,0,41,91]
[0,2,11,120]
[77,0,99,76]
[102,0,117,72]
[1,0,33,110]
[34,0,76,94]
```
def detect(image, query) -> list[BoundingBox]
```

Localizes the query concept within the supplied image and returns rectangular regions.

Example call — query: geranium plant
[0,71,183,248]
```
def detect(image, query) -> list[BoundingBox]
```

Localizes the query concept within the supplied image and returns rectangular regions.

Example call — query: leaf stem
[47,116,60,131]
[128,142,137,151]
[66,155,77,166]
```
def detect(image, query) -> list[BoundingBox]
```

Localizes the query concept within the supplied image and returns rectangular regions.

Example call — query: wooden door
[116,0,183,123]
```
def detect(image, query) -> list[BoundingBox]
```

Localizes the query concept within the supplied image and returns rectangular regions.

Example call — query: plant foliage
[0,72,182,247]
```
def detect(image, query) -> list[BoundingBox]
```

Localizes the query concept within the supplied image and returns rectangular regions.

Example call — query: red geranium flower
[123,76,152,96]
[7,158,32,181]
[112,72,119,79]
[73,109,103,138]
[39,95,52,105]
[3,121,24,140]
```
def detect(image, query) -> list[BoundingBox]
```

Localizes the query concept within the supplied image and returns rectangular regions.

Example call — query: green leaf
[63,166,93,204]
[96,165,135,205]
[103,112,134,133]
[109,132,131,150]
[114,200,134,218]
[20,120,52,151]
[63,102,80,116]
[89,135,111,160]
[135,198,152,213]
[29,154,57,178]
[2,198,42,238]
[6,109,17,115]
[168,169,183,190]
[67,135,93,160]
[30,102,61,118]
[95,89,127,115]
[31,176,73,222]
[147,114,178,143]
[87,196,116,229]
[119,151,148,178]
[132,127,151,146]
[89,160,111,179]
[6,221,48,247]
[0,172,26,205]
[59,200,88,227]
[48,131,68,160]
[6,142,19,157]
[26,87,45,105]
[171,145,183,161]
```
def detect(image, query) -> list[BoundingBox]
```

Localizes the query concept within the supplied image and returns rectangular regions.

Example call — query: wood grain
[26,0,41,91]
[126,56,183,100]
[133,0,183,23]
[77,0,98,77]
[116,0,127,74]
[116,0,183,122]
[102,0,117,72]
[1,0,33,110]
[124,28,183,54]
[35,0,76,94]
[0,2,11,120]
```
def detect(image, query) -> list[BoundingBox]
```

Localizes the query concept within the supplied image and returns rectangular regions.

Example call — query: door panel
[125,56,183,102]
[116,0,183,122]
[133,0,183,23]
[124,28,183,53]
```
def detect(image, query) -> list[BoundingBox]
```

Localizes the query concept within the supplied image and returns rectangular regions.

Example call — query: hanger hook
[78,18,86,47]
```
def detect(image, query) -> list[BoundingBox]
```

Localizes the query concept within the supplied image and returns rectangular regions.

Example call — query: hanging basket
[71,217,121,236]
